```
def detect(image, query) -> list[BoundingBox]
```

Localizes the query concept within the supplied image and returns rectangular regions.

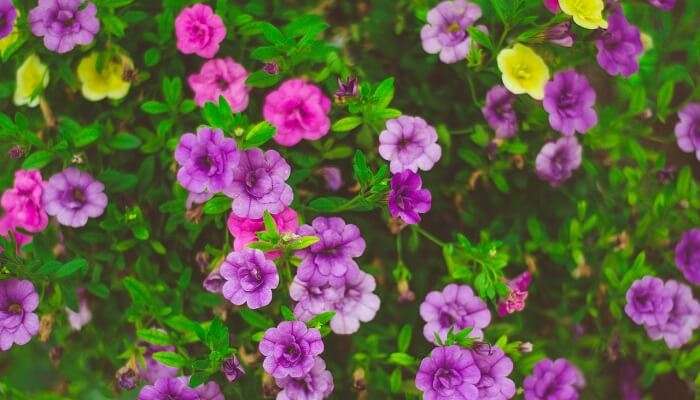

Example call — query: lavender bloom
[523,358,585,400]
[470,346,516,400]
[645,280,700,349]
[388,170,432,225]
[619,361,642,400]
[0,0,17,39]
[221,356,245,382]
[415,345,481,400]
[319,167,342,191]
[42,168,108,228]
[202,269,225,294]
[420,0,483,64]
[295,217,366,285]
[675,229,700,284]
[419,284,491,343]
[595,9,643,77]
[290,277,343,321]
[0,279,40,351]
[138,376,199,400]
[194,380,224,400]
[275,357,334,400]
[378,116,442,173]
[259,321,324,379]
[543,70,598,136]
[223,148,293,219]
[545,22,574,47]
[139,345,179,384]
[482,86,518,139]
[335,76,358,99]
[624,276,673,326]
[535,137,582,187]
[220,248,279,309]
[674,103,700,161]
[648,0,675,10]
[28,0,100,54]
[65,288,92,331]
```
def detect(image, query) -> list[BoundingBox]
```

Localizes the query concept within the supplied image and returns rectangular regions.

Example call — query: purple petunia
[139,345,179,384]
[0,279,39,351]
[675,229,700,285]
[644,279,700,349]
[223,148,293,219]
[0,0,17,39]
[545,21,574,47]
[388,170,432,225]
[137,376,199,400]
[29,0,100,54]
[289,277,343,320]
[275,357,334,400]
[420,0,483,64]
[470,346,516,400]
[42,167,108,228]
[378,116,442,174]
[674,103,700,161]
[624,276,673,327]
[202,269,225,294]
[595,9,643,77]
[415,345,481,400]
[482,85,518,139]
[220,248,279,309]
[535,137,582,187]
[523,358,585,400]
[419,283,491,343]
[221,356,245,382]
[543,70,597,136]
[259,320,324,379]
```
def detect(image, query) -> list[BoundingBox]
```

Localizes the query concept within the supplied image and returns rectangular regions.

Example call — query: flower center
[515,65,531,80]
[447,22,461,33]
[71,188,86,205]
[433,368,460,392]
[438,311,455,327]
[8,303,22,314]
[215,76,229,90]
[57,10,75,27]
[239,266,264,291]
[282,342,302,364]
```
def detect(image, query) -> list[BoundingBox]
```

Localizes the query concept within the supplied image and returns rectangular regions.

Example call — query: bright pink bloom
[0,170,48,247]
[188,57,250,111]
[498,271,532,317]
[175,3,226,58]
[543,0,559,12]
[227,207,299,255]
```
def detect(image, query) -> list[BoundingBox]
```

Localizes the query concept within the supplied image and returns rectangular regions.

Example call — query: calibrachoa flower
[388,170,432,225]
[470,346,516,400]
[497,271,532,317]
[558,0,607,29]
[263,79,331,147]
[29,0,100,53]
[139,345,179,384]
[545,21,575,47]
[223,148,293,219]
[0,279,39,351]
[624,276,673,326]
[138,376,199,400]
[226,207,299,252]
[319,166,342,191]
[188,57,250,111]
[203,269,225,293]
[335,76,358,100]
[535,137,582,187]
[543,0,560,13]
[65,288,92,331]
[482,85,518,139]
[193,380,224,400]
[42,168,108,228]
[523,358,585,400]
[295,217,366,285]
[619,361,642,400]
[595,9,643,77]
[415,345,481,400]
[327,269,380,335]
[645,279,700,348]
[674,103,700,160]
[221,356,245,382]
[497,44,550,100]
[419,284,491,343]
[0,0,17,39]
[0,169,48,237]
[290,277,343,321]
[275,357,334,400]
[648,0,675,10]
[378,116,442,173]
[175,3,225,58]
[220,248,279,309]
[14,54,49,107]
[420,0,483,64]
[543,70,598,136]
[259,321,324,379]
[675,229,700,284]
[77,51,134,101]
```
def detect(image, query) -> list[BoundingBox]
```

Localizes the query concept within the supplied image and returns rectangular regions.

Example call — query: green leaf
[373,77,395,109]
[239,309,273,330]
[137,329,172,346]
[307,196,347,212]
[74,126,102,147]
[280,305,295,321]
[388,352,416,367]
[467,27,492,50]
[203,196,231,215]
[250,46,282,61]
[244,121,276,148]
[165,315,206,340]
[162,77,182,106]
[262,210,278,233]
[144,48,160,66]
[152,352,187,368]
[287,235,320,250]
[324,146,353,159]
[352,151,372,188]
[245,71,282,88]
[101,14,127,37]
[258,22,287,46]
[141,101,169,114]
[55,258,87,278]
[331,116,363,132]
[397,324,412,353]
[390,368,402,393]
[307,311,335,328]
[22,151,54,169]
[123,277,151,306]
[109,132,142,150]
[206,318,229,352]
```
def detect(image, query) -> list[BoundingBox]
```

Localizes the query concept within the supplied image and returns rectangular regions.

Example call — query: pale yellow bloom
[559,0,608,30]
[640,32,653,52]
[14,54,49,108]
[497,44,550,100]
[77,52,134,101]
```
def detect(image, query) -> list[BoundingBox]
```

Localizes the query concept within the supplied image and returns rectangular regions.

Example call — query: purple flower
[379,116,442,173]
[295,217,366,285]
[220,248,279,309]
[470,346,516,400]
[0,0,17,39]
[420,0,483,64]
[174,126,239,206]
[42,168,108,228]
[221,356,245,382]
[202,269,225,294]
[194,380,224,400]
[388,170,432,225]
[139,345,179,384]
[645,280,700,349]
[116,367,138,391]
[415,345,481,400]
[543,70,597,136]
[275,357,334,400]
[624,276,673,326]
[595,9,643,77]
[223,148,293,219]
[335,76,358,99]
[481,86,518,139]
[0,279,39,351]
[137,376,199,400]
[619,361,642,400]
[319,166,342,191]
[647,0,675,10]
[535,137,582,187]
[674,103,700,160]
[65,288,92,331]
[675,229,700,285]
[290,277,343,321]
[259,320,324,379]
[545,22,574,47]
[543,0,560,13]
[497,271,532,317]
[28,0,100,54]
[523,358,585,400]
[419,284,491,344]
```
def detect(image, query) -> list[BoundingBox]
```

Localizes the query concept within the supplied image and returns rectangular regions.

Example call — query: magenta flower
[648,0,675,10]
[175,3,225,58]
[645,279,700,349]
[419,284,491,343]
[259,320,324,379]
[0,279,39,351]
[137,376,199,400]
[221,356,245,382]
[220,248,279,309]
[482,86,518,139]
[28,0,100,54]
[420,0,483,64]
[497,271,532,317]
[42,168,108,228]
[674,103,700,161]
[543,0,560,12]
[546,22,574,47]
[675,229,700,285]
[470,346,516,400]
[543,70,597,136]
[275,357,334,400]
[523,358,585,400]
[0,169,48,244]
[0,216,31,248]
[188,57,250,111]
[263,79,331,147]
[223,148,293,219]
[388,170,432,225]
[415,345,481,400]
[624,276,673,327]
[379,116,442,173]
[535,137,582,187]
[139,345,179,384]
[226,207,299,252]
[0,0,17,39]
[595,9,643,77]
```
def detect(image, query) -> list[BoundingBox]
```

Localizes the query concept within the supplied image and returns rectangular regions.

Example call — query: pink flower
[543,0,560,12]
[188,57,250,111]
[263,79,331,147]
[227,207,299,257]
[175,3,226,58]
[0,170,48,247]
[497,271,532,317]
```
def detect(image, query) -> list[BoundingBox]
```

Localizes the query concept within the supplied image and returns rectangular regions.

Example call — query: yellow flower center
[515,65,531,80]
[448,22,461,33]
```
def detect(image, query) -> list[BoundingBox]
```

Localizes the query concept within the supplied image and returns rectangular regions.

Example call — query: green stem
[414,226,446,248]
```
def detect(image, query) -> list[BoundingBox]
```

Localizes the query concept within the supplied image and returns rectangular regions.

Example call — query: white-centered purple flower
[644,279,700,349]
[420,0,483,64]
[28,0,100,54]
[523,358,585,400]
[415,345,481,400]
[259,320,324,379]
[595,9,643,77]
[674,103,700,161]
[543,70,597,136]
[470,346,516,400]
[535,137,582,187]
[482,85,518,139]
[275,357,334,400]
[220,248,279,309]
[0,279,39,351]
[419,283,491,343]
[388,170,432,225]
[42,167,108,228]
[379,116,442,173]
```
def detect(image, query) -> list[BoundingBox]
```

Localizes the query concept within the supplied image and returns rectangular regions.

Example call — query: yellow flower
[497,44,550,100]
[77,52,134,101]
[14,54,49,108]
[559,0,608,30]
